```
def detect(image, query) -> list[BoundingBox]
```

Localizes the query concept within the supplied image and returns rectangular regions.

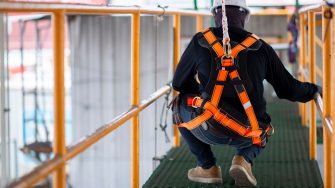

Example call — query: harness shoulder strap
[180,28,263,145]
[229,34,262,145]
[203,29,263,145]
[201,28,260,58]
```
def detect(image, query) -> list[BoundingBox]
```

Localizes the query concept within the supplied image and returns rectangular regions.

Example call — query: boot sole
[188,175,223,184]
[229,165,257,186]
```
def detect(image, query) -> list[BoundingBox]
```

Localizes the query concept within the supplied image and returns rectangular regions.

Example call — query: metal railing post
[322,6,333,188]
[131,12,140,188]
[301,13,308,127]
[298,13,304,120]
[196,15,203,32]
[52,11,66,188]
[308,11,317,160]
[173,14,181,147]
[332,7,335,185]
[302,14,308,127]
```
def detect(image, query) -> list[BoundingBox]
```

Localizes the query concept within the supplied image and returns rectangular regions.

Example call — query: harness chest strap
[179,29,262,145]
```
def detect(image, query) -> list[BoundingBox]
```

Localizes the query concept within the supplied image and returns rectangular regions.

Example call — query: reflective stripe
[243,101,252,109]
[239,92,249,104]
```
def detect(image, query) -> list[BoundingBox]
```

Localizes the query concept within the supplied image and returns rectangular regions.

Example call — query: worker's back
[173,26,317,125]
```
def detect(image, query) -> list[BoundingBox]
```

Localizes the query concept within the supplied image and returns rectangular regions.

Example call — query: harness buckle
[191,97,201,108]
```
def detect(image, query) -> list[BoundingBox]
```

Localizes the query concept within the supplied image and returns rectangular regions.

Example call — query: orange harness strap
[179,29,262,145]
[188,97,262,137]
[178,29,228,129]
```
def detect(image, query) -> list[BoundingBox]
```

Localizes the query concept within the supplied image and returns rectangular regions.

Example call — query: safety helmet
[210,0,250,14]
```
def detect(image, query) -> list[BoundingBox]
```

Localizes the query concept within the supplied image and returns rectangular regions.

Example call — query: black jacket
[172,26,317,124]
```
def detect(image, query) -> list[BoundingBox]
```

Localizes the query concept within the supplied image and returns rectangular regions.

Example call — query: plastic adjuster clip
[191,97,201,108]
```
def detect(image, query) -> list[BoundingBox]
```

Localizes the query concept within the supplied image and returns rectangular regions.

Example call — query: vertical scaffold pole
[299,13,304,121]
[0,13,8,187]
[131,13,140,188]
[300,14,307,126]
[196,15,203,32]
[173,14,181,148]
[332,7,335,186]
[308,11,317,160]
[322,6,333,188]
[301,13,308,127]
[52,11,66,188]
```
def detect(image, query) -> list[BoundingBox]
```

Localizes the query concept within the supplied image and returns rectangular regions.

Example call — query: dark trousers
[178,104,264,169]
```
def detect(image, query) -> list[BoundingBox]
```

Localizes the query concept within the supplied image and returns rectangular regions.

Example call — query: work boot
[187,165,223,184]
[229,155,257,186]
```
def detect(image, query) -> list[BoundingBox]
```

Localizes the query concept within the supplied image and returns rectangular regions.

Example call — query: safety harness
[178,28,270,146]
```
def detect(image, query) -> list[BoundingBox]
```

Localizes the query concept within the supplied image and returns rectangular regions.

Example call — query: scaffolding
[0,1,334,188]
[19,16,52,164]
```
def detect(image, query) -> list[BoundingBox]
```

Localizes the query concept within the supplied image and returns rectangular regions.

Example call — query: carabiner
[223,43,232,58]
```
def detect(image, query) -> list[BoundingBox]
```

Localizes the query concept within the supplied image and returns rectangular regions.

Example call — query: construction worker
[172,0,321,186]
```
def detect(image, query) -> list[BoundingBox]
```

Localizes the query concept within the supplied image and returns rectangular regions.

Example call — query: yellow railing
[0,2,211,188]
[299,3,334,188]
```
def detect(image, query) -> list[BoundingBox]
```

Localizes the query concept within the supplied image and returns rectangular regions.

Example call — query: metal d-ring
[221,55,234,65]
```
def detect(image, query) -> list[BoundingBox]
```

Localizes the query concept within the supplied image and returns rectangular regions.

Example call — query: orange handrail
[299,4,334,188]
[173,14,181,147]
[0,1,211,16]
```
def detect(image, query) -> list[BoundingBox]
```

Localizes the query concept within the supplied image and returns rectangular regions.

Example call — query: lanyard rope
[221,0,229,45]
[221,0,231,57]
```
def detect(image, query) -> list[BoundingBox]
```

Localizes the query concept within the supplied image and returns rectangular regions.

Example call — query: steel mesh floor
[143,101,323,188]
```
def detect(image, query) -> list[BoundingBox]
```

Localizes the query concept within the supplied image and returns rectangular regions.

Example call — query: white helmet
[211,0,250,14]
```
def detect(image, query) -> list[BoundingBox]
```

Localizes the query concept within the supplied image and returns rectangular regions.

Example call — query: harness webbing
[179,28,262,145]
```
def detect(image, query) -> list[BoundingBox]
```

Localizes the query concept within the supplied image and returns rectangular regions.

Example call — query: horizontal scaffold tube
[314,93,334,136]
[0,2,211,16]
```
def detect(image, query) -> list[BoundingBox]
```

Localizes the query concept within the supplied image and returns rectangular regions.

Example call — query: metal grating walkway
[144,100,323,188]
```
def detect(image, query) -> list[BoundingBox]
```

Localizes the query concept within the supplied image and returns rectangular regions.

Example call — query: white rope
[221,0,230,45]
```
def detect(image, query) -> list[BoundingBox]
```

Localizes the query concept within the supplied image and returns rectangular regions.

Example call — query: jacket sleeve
[264,42,318,102]
[172,35,199,94]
